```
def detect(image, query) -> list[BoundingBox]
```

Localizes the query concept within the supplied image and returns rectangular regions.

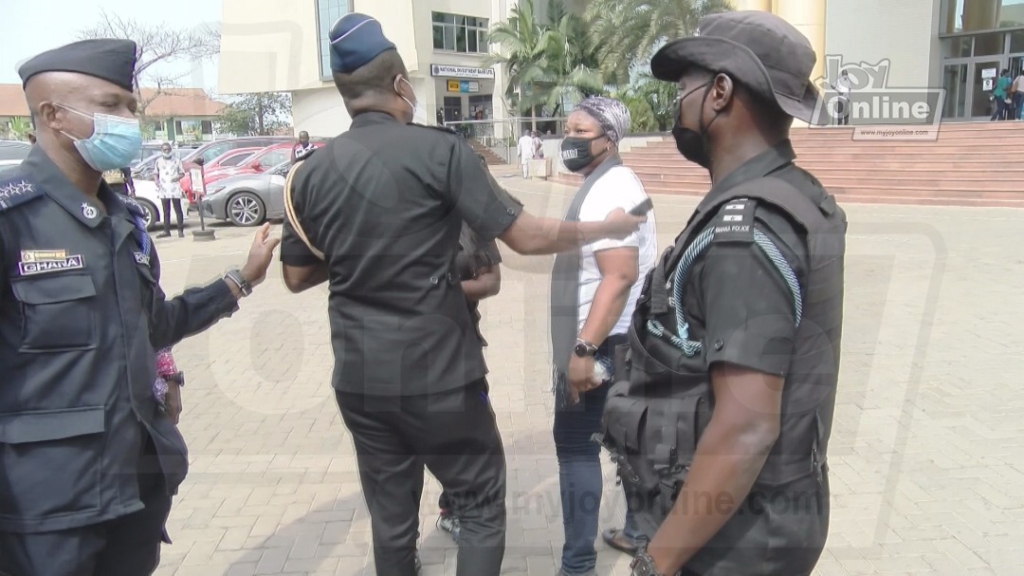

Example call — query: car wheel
[136,198,159,231]
[227,192,265,227]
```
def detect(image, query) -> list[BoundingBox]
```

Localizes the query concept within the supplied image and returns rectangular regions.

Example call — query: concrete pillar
[962,0,999,32]
[773,0,826,81]
[733,0,772,11]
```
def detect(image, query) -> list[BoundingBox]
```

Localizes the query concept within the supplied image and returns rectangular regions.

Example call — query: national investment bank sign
[430,64,495,80]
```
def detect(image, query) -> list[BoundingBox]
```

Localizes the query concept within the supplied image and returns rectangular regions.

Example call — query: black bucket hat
[651,10,825,125]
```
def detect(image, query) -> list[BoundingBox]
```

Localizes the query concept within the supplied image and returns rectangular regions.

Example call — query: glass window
[317,0,352,80]
[943,0,1024,33]
[974,32,1006,55]
[432,12,490,53]
[1011,30,1024,51]
[942,36,973,58]
[260,151,287,168]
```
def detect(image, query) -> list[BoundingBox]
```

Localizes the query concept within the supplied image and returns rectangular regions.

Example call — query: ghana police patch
[711,198,756,243]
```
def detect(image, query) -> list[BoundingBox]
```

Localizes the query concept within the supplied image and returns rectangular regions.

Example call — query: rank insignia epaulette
[115,193,146,218]
[710,197,757,243]
[0,177,44,212]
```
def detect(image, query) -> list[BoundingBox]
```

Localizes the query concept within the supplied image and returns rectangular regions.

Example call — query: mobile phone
[628,198,654,216]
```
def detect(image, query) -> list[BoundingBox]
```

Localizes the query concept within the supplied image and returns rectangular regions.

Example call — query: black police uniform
[281,112,522,576]
[0,39,242,576]
[597,142,847,575]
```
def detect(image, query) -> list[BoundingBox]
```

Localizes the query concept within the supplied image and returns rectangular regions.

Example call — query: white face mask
[396,77,428,125]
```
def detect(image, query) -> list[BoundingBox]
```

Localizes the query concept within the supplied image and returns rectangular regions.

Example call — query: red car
[179,147,262,199]
[185,142,324,202]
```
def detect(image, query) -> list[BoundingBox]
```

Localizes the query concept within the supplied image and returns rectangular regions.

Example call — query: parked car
[180,136,292,174]
[131,178,192,231]
[133,148,192,181]
[208,147,262,169]
[0,140,31,173]
[182,141,325,203]
[199,160,292,226]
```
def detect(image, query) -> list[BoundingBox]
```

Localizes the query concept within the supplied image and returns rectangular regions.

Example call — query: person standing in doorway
[518,129,535,178]
[155,142,185,238]
[834,70,852,126]
[992,69,1012,121]
[1011,69,1024,120]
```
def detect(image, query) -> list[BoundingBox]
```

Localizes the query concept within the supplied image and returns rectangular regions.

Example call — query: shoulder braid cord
[283,160,325,261]
[646,225,803,355]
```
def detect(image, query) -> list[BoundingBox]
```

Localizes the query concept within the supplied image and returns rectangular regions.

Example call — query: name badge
[18,255,84,276]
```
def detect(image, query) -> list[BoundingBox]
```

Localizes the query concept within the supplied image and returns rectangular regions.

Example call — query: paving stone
[148,175,1018,575]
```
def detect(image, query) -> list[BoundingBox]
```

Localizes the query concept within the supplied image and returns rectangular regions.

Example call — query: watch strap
[225,269,252,296]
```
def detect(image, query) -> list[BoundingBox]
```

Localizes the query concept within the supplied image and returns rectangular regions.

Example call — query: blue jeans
[553,334,640,575]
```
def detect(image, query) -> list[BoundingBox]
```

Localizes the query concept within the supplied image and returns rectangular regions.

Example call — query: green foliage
[585,0,735,85]
[216,93,292,136]
[4,117,32,141]
[489,0,733,131]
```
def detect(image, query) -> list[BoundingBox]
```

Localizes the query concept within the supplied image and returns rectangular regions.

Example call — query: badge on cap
[81,203,98,219]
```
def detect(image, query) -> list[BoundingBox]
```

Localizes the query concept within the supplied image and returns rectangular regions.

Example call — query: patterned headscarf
[573,97,631,144]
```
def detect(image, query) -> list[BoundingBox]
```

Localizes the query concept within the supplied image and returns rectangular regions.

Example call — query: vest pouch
[599,382,661,495]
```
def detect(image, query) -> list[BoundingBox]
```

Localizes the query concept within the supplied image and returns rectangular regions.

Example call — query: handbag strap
[283,160,325,260]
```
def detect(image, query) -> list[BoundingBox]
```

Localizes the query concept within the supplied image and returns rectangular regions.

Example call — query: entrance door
[943,63,969,119]
[443,97,462,123]
[970,59,1003,118]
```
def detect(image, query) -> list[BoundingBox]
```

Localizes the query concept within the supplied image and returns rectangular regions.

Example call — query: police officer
[279,14,644,576]
[595,12,847,576]
[0,39,279,576]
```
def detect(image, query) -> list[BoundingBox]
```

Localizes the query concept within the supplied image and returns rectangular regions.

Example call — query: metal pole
[192,159,215,241]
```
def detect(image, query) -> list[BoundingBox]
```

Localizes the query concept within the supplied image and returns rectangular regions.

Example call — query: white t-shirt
[576,165,658,335]
[518,135,535,161]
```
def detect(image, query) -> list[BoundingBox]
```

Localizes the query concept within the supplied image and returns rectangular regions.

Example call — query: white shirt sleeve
[577,167,648,252]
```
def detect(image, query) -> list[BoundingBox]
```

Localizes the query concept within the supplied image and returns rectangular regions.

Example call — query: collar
[21,146,130,228]
[350,111,403,128]
[696,140,796,213]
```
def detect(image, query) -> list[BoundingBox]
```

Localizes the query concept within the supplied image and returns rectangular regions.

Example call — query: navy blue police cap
[18,39,138,92]
[329,13,396,74]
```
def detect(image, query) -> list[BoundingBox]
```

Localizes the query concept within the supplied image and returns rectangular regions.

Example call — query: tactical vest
[595,165,846,525]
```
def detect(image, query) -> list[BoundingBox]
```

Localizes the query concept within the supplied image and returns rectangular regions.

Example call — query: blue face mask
[59,105,143,172]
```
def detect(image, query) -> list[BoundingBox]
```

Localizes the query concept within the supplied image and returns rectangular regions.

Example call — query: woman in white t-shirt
[550,97,658,575]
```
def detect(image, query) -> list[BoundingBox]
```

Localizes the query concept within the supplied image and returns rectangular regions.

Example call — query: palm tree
[6,117,32,141]
[541,0,606,116]
[585,0,734,85]
[487,0,549,130]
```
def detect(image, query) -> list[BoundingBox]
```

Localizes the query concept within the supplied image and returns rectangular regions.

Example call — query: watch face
[574,343,593,357]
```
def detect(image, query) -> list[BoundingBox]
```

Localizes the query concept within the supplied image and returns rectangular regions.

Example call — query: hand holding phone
[628,198,654,216]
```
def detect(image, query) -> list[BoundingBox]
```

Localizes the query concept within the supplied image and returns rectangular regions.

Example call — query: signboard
[190,167,205,194]
[982,67,997,79]
[447,80,481,93]
[430,64,494,79]
[983,78,994,91]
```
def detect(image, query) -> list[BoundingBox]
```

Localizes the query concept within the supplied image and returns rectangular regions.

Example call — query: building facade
[218,0,1018,134]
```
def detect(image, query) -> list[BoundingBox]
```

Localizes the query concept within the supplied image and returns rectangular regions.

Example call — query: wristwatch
[165,371,185,388]
[630,545,666,576]
[574,338,598,358]
[224,268,252,297]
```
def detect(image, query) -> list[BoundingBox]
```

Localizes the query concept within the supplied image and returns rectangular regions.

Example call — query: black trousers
[336,379,506,576]
[0,437,173,576]
[161,199,184,233]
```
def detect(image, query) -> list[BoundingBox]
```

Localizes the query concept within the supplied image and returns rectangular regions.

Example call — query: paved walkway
[150,175,1023,575]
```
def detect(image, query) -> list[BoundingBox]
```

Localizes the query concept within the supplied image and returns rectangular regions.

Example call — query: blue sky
[1,0,222,92]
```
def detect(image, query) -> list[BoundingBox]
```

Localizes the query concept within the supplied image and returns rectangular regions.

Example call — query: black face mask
[672,81,719,169]
[560,135,606,173]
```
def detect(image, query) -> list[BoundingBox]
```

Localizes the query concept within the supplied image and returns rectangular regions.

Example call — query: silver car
[198,160,290,226]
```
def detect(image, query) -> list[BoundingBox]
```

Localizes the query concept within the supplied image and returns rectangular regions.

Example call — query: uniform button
[430,276,439,285]
[714,339,724,350]
[507,208,515,215]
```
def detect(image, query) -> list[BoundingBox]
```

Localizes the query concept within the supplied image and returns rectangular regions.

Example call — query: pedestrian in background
[155,142,185,238]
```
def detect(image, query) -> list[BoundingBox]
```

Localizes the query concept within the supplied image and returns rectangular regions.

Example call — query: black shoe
[177,230,185,238]
[156,232,171,238]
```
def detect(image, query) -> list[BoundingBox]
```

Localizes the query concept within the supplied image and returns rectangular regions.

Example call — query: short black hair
[332,50,407,101]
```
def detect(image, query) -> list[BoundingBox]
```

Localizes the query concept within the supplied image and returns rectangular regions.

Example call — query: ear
[36,102,63,132]
[710,73,734,112]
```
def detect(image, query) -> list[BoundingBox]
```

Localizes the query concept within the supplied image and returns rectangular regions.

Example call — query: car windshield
[269,160,292,176]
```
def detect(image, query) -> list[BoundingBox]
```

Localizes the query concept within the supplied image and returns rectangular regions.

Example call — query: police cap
[18,39,138,92]
[329,13,396,74]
